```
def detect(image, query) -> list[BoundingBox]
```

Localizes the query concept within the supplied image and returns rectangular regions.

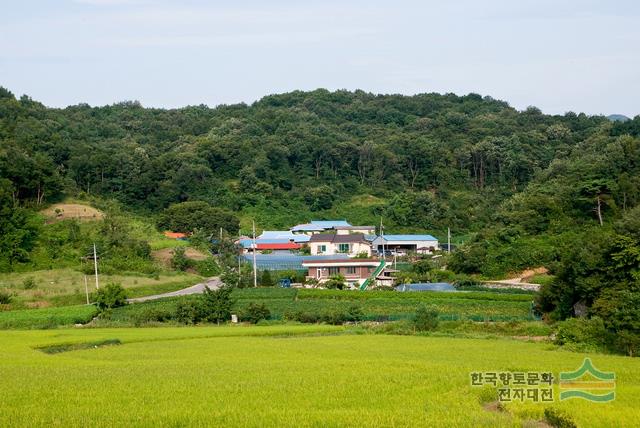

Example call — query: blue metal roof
[239,238,301,249]
[310,220,352,228]
[290,223,325,232]
[258,231,310,242]
[241,253,349,270]
[259,230,293,239]
[377,234,438,241]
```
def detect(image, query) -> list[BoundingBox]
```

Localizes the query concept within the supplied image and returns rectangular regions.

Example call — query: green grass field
[0,325,638,427]
[0,268,202,309]
[0,305,98,329]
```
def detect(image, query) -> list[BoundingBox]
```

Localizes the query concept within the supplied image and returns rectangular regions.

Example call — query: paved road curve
[127,277,222,303]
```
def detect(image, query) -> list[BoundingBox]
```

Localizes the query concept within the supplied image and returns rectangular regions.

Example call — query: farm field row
[0,287,536,329]
[0,325,638,427]
[107,287,535,326]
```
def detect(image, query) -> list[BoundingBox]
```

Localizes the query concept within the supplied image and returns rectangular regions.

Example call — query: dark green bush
[321,309,348,325]
[554,317,610,353]
[260,270,274,287]
[93,283,127,311]
[284,310,321,324]
[283,305,363,325]
[199,285,234,324]
[241,302,271,324]
[134,307,173,325]
[324,274,346,290]
[175,299,201,324]
[413,304,439,331]
[22,277,37,289]
[194,258,219,277]
[171,247,191,271]
[544,408,577,428]
[0,290,12,304]
[345,305,364,322]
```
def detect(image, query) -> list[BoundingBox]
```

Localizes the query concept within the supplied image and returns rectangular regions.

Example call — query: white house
[290,220,351,235]
[302,258,382,288]
[372,234,439,255]
[308,233,372,257]
[333,225,376,235]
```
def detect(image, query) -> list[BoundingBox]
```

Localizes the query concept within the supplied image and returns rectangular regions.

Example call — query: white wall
[309,241,372,256]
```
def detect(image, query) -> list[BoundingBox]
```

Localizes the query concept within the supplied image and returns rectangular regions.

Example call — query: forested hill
[3,85,631,236]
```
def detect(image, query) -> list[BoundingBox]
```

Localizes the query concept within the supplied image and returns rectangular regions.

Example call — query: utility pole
[252,220,257,288]
[238,232,242,288]
[380,217,385,260]
[84,275,90,304]
[93,243,100,289]
[447,227,451,254]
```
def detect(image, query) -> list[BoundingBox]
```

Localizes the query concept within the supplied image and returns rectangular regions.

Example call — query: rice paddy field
[1,325,639,427]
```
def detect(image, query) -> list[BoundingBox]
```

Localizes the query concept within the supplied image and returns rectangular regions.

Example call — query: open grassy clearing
[0,325,638,427]
[0,268,202,309]
[40,202,105,223]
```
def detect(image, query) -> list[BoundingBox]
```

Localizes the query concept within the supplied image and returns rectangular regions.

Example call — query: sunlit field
[1,325,638,427]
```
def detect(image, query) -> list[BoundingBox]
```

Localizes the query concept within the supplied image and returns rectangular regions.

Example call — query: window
[328,267,340,276]
[338,243,350,253]
[345,266,356,275]
[317,245,326,254]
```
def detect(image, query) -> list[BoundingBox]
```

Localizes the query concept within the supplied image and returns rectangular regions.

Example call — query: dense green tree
[157,201,239,235]
[0,179,40,270]
[199,285,235,324]
[93,283,128,311]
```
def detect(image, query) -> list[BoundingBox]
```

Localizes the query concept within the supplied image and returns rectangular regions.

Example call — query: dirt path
[482,267,548,291]
[127,277,222,303]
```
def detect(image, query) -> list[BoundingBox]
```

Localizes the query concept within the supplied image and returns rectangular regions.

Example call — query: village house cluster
[236,220,439,289]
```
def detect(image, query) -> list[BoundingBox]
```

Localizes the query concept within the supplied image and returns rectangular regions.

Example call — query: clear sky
[1,0,638,116]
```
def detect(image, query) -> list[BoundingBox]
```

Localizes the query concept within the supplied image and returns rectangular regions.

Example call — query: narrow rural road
[127,277,222,303]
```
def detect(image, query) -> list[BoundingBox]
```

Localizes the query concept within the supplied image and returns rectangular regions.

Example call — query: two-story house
[308,233,372,257]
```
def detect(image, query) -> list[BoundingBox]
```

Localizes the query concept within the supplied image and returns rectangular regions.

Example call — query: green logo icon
[559,358,615,402]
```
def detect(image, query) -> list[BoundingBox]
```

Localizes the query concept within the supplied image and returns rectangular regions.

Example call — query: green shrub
[284,310,321,324]
[554,317,610,352]
[321,309,348,325]
[324,274,346,290]
[413,304,439,331]
[544,408,577,428]
[195,258,220,277]
[261,270,274,287]
[284,305,363,325]
[93,283,128,311]
[345,305,364,322]
[0,290,12,304]
[171,247,191,271]
[199,286,234,324]
[22,277,37,290]
[242,302,271,324]
[175,299,201,324]
[134,307,173,325]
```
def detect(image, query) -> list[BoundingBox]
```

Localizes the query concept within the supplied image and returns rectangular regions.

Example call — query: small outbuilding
[372,234,439,255]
